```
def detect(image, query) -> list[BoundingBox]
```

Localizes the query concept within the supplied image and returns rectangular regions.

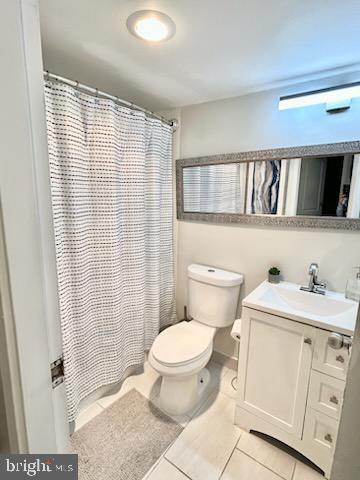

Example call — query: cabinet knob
[336,355,345,364]
[304,337,312,345]
[329,395,339,405]
[324,433,333,443]
[328,333,344,350]
[328,333,353,351]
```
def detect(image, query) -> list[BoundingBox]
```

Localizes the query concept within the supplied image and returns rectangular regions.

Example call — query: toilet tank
[187,264,243,328]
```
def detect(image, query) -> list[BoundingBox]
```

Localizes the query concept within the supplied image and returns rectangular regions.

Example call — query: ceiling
[39,0,360,111]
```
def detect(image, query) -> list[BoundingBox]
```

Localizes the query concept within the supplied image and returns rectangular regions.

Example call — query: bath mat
[71,389,183,480]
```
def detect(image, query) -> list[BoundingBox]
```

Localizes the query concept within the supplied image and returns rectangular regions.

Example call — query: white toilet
[149,264,243,416]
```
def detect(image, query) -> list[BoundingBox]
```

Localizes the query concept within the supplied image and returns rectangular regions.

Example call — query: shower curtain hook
[74,80,80,97]
[170,118,179,132]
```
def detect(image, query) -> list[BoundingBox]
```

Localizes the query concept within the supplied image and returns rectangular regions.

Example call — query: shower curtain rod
[44,71,175,130]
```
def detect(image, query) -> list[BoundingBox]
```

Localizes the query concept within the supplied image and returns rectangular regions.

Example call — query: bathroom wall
[171,72,360,360]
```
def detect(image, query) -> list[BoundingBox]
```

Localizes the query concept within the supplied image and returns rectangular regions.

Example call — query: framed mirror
[176,141,360,229]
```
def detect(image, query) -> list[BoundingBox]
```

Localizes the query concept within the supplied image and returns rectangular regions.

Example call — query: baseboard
[211,350,238,371]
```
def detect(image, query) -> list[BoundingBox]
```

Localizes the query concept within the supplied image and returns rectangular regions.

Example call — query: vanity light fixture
[126,10,176,43]
[279,82,360,113]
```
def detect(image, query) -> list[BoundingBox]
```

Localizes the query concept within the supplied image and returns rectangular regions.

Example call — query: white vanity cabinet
[236,306,350,478]
[237,309,315,437]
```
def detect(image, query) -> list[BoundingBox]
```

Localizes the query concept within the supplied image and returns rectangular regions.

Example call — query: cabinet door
[237,308,315,438]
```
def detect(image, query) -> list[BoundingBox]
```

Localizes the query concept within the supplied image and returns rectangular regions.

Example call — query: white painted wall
[180,73,360,158]
[174,73,360,359]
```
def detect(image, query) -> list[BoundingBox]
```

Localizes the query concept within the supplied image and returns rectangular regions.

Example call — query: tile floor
[74,360,324,480]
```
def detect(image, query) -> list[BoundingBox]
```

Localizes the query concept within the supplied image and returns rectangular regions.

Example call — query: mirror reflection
[182,154,360,218]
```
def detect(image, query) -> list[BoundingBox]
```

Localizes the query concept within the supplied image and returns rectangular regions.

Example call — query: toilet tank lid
[188,264,243,287]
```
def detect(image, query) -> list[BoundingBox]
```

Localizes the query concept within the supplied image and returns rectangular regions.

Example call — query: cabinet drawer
[303,408,338,473]
[312,329,350,380]
[308,371,345,420]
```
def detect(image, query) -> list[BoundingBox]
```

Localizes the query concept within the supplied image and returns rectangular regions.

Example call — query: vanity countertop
[242,280,358,336]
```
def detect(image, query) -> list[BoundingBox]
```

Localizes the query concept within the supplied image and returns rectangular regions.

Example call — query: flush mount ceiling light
[279,82,360,113]
[126,10,176,43]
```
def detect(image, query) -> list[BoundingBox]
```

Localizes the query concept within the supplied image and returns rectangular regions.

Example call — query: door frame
[0,208,27,453]
[0,0,68,453]
[296,157,327,216]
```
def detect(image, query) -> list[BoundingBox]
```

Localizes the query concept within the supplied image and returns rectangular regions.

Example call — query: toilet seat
[151,321,215,368]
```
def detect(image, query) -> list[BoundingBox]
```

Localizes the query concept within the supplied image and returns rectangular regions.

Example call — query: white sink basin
[243,281,358,335]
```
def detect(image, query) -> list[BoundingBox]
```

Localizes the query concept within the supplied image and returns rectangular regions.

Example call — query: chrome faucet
[300,263,327,295]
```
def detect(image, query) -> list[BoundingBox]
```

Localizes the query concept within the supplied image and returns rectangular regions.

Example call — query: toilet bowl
[149,264,243,416]
[149,320,216,415]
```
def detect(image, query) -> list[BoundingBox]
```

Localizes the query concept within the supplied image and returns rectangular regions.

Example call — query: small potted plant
[268,266,281,284]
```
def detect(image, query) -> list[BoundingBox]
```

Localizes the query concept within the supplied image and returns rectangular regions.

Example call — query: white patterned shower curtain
[183,163,244,213]
[45,80,176,422]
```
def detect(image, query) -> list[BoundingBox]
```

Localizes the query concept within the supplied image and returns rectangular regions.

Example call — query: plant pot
[268,273,280,284]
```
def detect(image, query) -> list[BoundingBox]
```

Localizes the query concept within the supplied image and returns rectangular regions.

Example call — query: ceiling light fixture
[279,82,360,113]
[126,10,176,43]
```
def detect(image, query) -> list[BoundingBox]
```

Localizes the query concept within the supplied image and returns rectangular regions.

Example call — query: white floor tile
[74,402,103,431]
[131,361,161,399]
[209,360,234,379]
[96,377,135,409]
[165,391,241,480]
[206,361,229,380]
[97,361,161,409]
[144,459,189,480]
[221,449,283,480]
[219,369,237,399]
[293,461,324,480]
[236,432,296,480]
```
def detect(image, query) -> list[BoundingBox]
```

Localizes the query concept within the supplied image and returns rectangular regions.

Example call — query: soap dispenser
[345,267,360,302]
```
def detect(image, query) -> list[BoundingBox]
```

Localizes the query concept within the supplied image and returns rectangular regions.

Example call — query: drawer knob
[330,395,339,405]
[324,433,333,443]
[336,355,345,363]
[328,333,344,350]
[328,333,353,351]
[304,337,312,345]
